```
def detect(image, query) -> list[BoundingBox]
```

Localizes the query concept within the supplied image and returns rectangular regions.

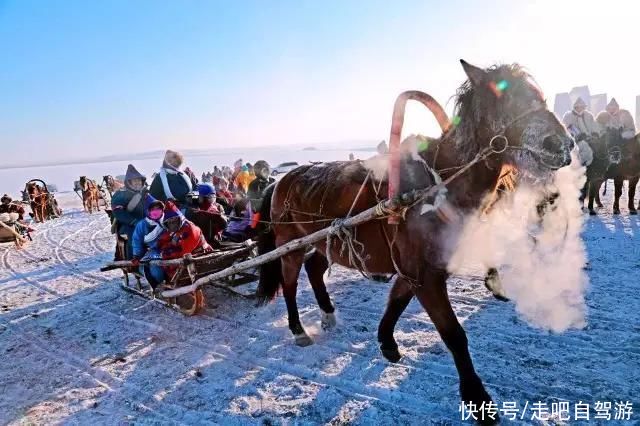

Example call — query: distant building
[553,92,572,118]
[591,94,607,115]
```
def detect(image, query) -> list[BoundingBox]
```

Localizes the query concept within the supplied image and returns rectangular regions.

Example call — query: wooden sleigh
[101,241,259,315]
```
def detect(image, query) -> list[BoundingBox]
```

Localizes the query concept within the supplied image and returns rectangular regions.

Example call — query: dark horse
[579,128,625,215]
[255,60,573,422]
[600,132,640,215]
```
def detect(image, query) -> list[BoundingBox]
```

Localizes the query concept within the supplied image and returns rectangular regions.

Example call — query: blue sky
[2,0,640,165]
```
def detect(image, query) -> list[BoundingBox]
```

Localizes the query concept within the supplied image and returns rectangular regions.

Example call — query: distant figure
[377,140,389,155]
[349,153,355,161]
[149,150,196,209]
[562,97,599,140]
[0,194,26,221]
[596,98,636,139]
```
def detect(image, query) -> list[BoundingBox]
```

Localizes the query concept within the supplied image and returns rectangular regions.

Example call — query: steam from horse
[254,60,579,420]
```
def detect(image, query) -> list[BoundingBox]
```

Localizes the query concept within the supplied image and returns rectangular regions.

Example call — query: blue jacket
[132,218,163,259]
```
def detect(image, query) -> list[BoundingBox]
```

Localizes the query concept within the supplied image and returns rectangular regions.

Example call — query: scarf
[159,166,193,200]
[143,217,165,244]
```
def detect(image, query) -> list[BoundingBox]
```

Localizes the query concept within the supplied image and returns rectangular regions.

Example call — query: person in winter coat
[215,177,234,214]
[131,195,165,288]
[234,165,255,194]
[0,194,26,221]
[562,97,600,140]
[186,183,228,245]
[222,197,253,243]
[247,160,274,212]
[149,150,195,209]
[596,98,636,139]
[157,201,212,278]
[111,164,148,259]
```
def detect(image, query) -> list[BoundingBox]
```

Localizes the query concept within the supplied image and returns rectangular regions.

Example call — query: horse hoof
[613,209,620,215]
[294,333,314,347]
[589,209,597,216]
[380,344,402,363]
[630,210,638,215]
[321,312,337,330]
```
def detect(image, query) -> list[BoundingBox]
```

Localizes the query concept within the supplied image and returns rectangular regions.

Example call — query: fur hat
[144,194,164,213]
[607,98,619,108]
[1,194,11,204]
[162,200,183,221]
[164,150,184,169]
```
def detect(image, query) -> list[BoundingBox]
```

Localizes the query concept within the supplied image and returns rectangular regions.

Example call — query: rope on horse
[325,218,371,279]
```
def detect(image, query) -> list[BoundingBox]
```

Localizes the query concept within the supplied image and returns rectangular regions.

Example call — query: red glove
[131,258,140,267]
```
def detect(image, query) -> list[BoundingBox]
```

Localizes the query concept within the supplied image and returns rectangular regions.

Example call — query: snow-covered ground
[1,190,638,425]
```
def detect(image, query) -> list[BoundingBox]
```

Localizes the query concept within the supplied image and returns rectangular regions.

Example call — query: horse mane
[448,63,536,163]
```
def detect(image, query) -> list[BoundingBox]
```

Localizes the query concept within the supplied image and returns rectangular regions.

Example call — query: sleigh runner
[101,241,259,315]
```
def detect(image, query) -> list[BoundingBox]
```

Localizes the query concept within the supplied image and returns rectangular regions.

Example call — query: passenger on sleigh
[149,150,196,211]
[214,177,234,214]
[130,195,166,288]
[185,183,228,245]
[111,164,148,259]
[0,194,26,221]
[158,201,213,278]
[222,197,254,243]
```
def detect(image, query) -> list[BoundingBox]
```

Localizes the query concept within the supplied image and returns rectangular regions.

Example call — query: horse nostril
[542,136,559,152]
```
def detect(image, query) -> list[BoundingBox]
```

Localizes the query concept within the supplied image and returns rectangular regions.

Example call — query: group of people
[562,97,636,144]
[110,150,275,288]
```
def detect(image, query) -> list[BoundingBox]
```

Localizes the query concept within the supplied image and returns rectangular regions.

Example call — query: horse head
[453,60,574,182]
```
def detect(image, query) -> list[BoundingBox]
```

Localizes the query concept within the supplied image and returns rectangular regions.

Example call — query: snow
[1,190,639,425]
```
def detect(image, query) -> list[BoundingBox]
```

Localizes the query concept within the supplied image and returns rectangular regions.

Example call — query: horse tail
[255,183,282,305]
[603,180,608,196]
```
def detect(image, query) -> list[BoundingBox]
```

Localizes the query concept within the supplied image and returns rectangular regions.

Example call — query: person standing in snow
[131,195,166,288]
[111,164,148,259]
[149,150,196,210]
[596,98,636,139]
[562,97,600,141]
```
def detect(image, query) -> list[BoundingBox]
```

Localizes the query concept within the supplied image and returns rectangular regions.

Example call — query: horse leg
[378,276,413,362]
[595,180,603,208]
[413,270,496,424]
[613,178,623,214]
[587,179,599,215]
[483,268,508,301]
[579,179,588,209]
[303,251,336,330]
[281,249,313,346]
[628,176,639,215]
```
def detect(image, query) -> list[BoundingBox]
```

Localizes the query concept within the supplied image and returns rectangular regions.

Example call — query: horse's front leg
[378,276,413,362]
[613,178,623,214]
[414,270,497,425]
[628,176,638,215]
[280,248,312,346]
[587,179,601,215]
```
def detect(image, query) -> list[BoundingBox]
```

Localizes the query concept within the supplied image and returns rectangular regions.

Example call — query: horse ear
[460,59,486,86]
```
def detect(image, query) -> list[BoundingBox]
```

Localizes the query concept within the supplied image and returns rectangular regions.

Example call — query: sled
[24,179,62,222]
[101,241,259,315]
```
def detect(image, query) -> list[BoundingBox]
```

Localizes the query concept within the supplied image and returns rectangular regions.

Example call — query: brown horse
[79,176,100,213]
[255,60,573,422]
[102,175,124,195]
[25,182,49,222]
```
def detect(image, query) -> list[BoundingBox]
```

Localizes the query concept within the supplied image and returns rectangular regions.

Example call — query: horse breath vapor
[448,152,589,332]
